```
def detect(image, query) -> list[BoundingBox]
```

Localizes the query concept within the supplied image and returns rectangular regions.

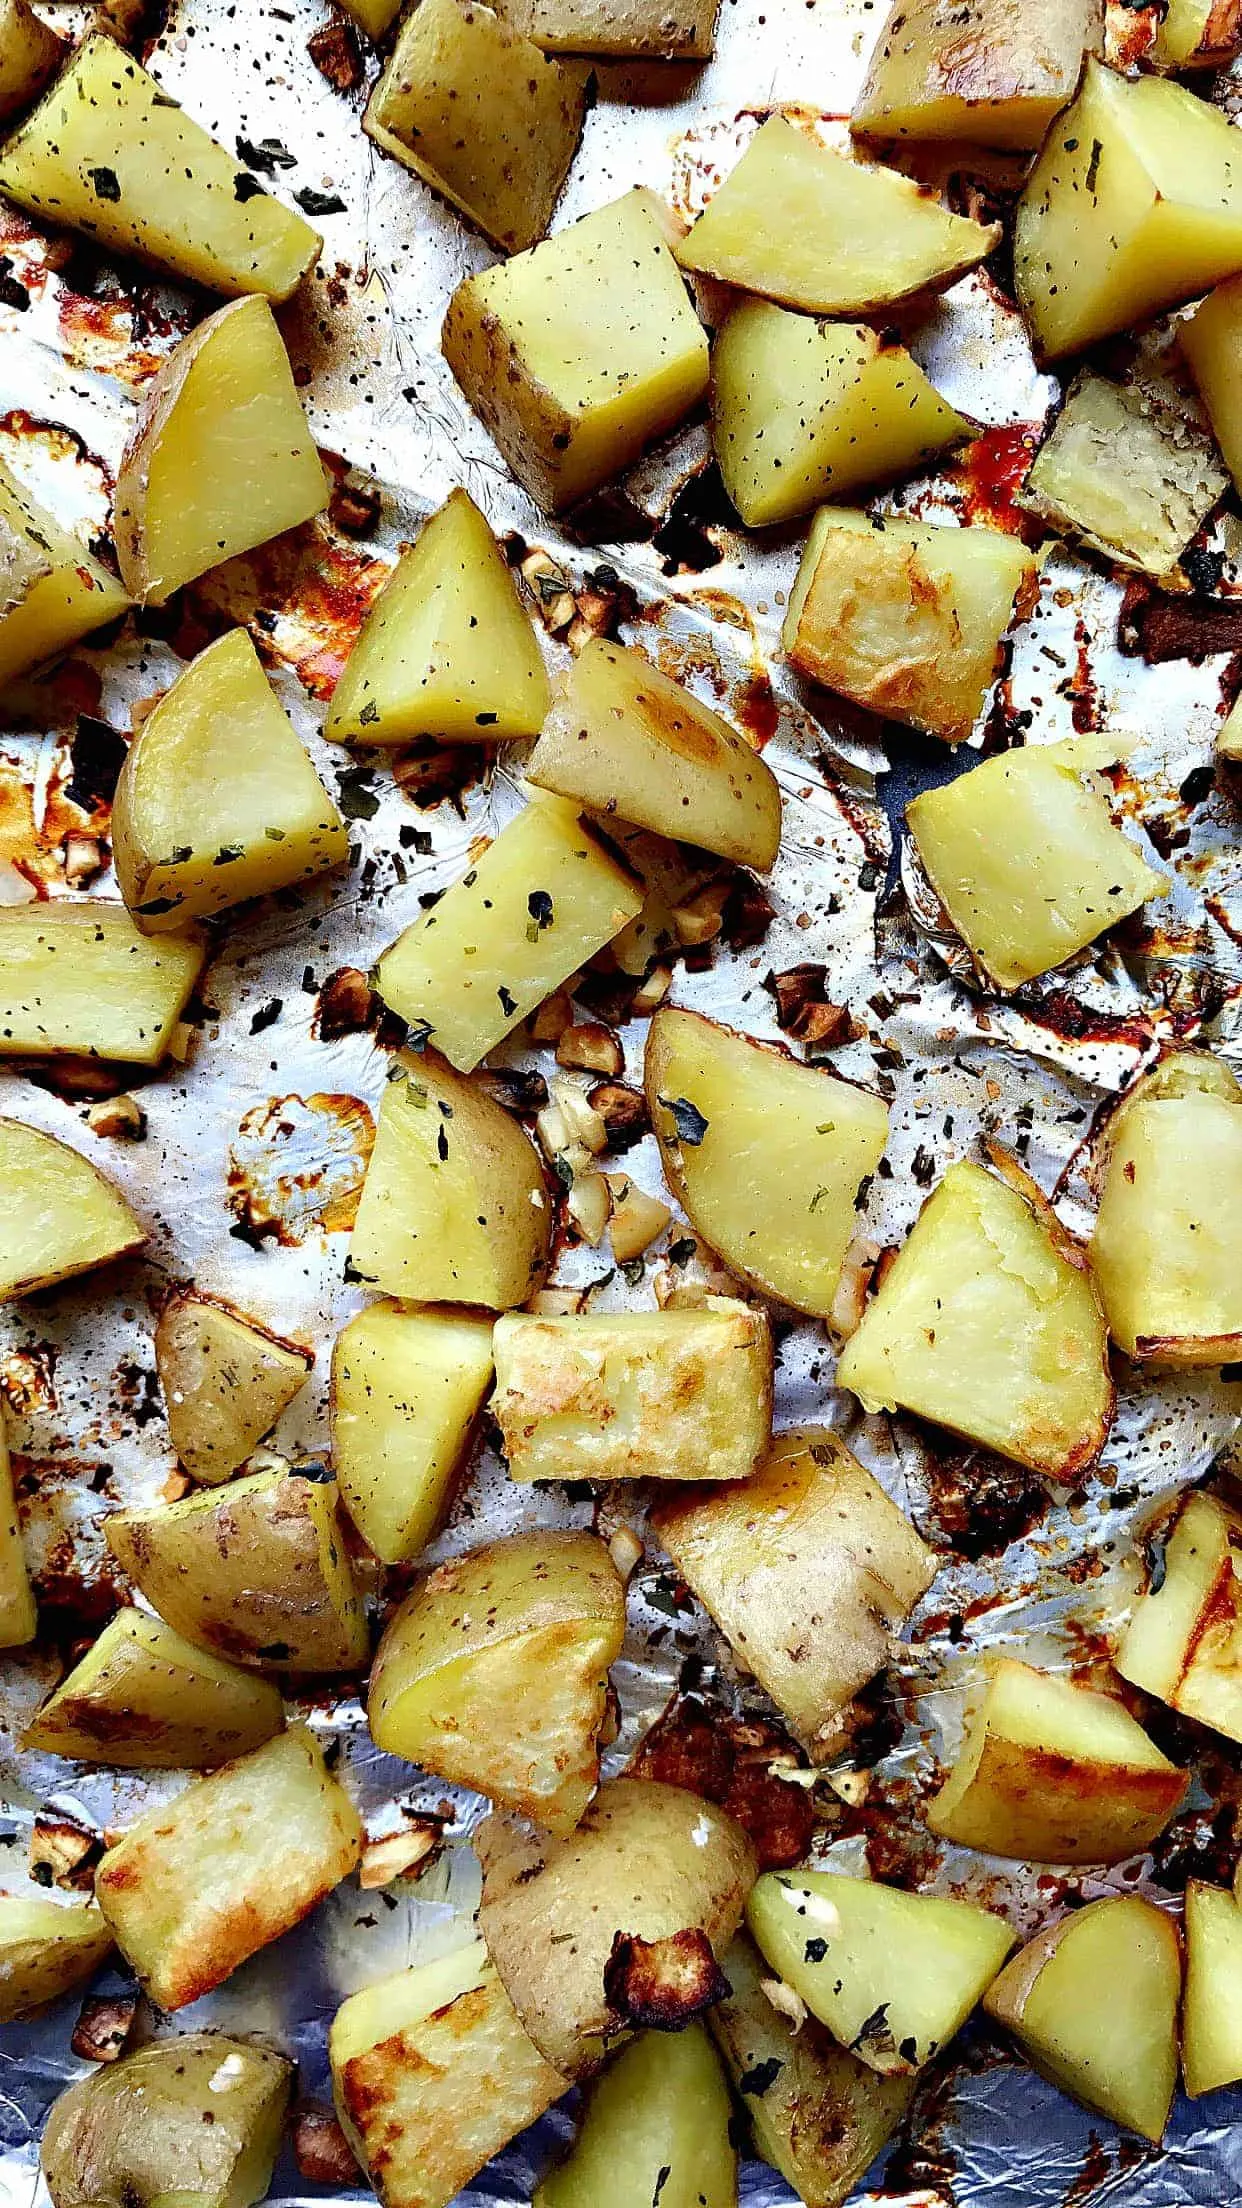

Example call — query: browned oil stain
[1,1343,59,1418]
[193,502,390,703]
[227,1091,375,1245]
[952,421,1042,539]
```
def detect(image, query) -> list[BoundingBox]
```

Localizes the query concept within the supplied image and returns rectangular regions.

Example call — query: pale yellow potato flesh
[747,1870,1014,2074]
[1181,276,1242,498]
[325,489,549,746]
[95,1724,362,2011]
[982,1898,1180,2142]
[0,899,204,1063]
[0,1896,112,2023]
[25,1606,285,1768]
[155,1289,311,1484]
[0,1409,34,1647]
[837,1157,1113,1478]
[1182,1880,1242,2096]
[536,2024,735,2208]
[376,798,642,1072]
[1015,59,1242,362]
[1020,376,1228,583]
[851,0,1101,147]
[0,460,129,689]
[492,1299,773,1483]
[511,0,719,55]
[783,507,1038,743]
[906,738,1165,989]
[341,0,400,32]
[0,34,321,299]
[0,0,61,124]
[331,1300,495,1563]
[927,1657,1186,1863]
[1153,0,1242,66]
[364,0,585,254]
[41,2033,292,2208]
[1219,696,1242,760]
[676,116,1000,313]
[653,1428,936,1753]
[0,1118,145,1301]
[1116,1488,1242,1742]
[113,298,328,606]
[369,1530,625,1833]
[351,1049,550,1307]
[442,188,709,512]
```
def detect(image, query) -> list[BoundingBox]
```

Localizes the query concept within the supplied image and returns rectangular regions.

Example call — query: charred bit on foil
[603,1926,730,2030]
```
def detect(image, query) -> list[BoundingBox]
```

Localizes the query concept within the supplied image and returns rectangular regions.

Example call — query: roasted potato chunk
[155,1289,312,1483]
[351,1049,550,1306]
[95,1724,362,2010]
[41,2031,292,2208]
[851,0,1101,148]
[342,0,400,31]
[1152,0,1242,68]
[652,1428,936,1754]
[837,1154,1113,1478]
[0,1406,34,1647]
[511,0,719,54]
[442,188,709,512]
[0,34,320,299]
[536,2024,735,2208]
[1183,276,1242,500]
[927,1657,1186,1863]
[332,1301,494,1564]
[26,1607,285,1768]
[0,0,62,125]
[1116,1488,1242,1742]
[106,1465,368,1675]
[1182,1879,1242,2096]
[0,899,204,1062]
[0,1896,112,2022]
[1020,375,1227,584]
[0,459,128,688]
[0,1118,144,1301]
[983,1898,1180,2142]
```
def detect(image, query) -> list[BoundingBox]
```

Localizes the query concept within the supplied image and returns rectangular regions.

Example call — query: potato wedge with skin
[0,1118,144,1301]
[351,1049,550,1307]
[783,507,1039,744]
[331,1301,494,1564]
[331,1941,567,2208]
[1015,58,1242,363]
[25,1608,285,1768]
[325,489,549,747]
[95,1723,361,2011]
[0,1897,112,2022]
[1182,1880,1242,2096]
[492,1299,773,1484]
[0,900,204,1064]
[652,1429,936,1755]
[676,117,1000,314]
[747,1870,1014,2075]
[1182,277,1242,502]
[41,2031,292,2208]
[511,0,719,56]
[535,2023,735,2208]
[0,35,320,300]
[441,188,709,513]
[155,1289,312,1484]
[113,298,328,606]
[0,461,129,688]
[983,1898,1180,2141]
[1152,0,1242,69]
[1020,376,1227,584]
[1116,1488,1242,1742]
[927,1657,1186,1863]
[0,0,62,125]
[369,1531,625,1834]
[375,798,642,1073]
[646,1008,888,1316]
[851,0,1101,149]
[837,1155,1113,1479]
[105,1466,368,1675]
[0,1407,34,1647]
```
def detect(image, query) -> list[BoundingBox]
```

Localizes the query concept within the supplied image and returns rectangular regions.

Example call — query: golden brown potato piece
[95,1724,362,2011]
[0,0,62,124]
[0,1118,144,1301]
[0,899,204,1063]
[1020,375,1227,584]
[0,1897,112,2023]
[1182,276,1242,498]
[1182,1879,1242,2096]
[851,0,1101,148]
[1152,0,1242,68]
[25,1608,285,1768]
[1116,1488,1242,1743]
[535,2024,735,2208]
[41,2032,292,2208]
[511,0,719,54]
[0,459,129,689]
[0,1405,34,1647]
[331,1301,494,1564]
[155,1290,311,1483]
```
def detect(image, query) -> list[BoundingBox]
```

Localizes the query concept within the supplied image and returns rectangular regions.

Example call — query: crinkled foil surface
[1,1,1242,2202]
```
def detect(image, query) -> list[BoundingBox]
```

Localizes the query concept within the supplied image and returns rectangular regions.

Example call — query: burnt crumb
[249,998,283,1035]
[292,2104,362,2183]
[628,1693,816,1870]
[1179,763,1216,809]
[329,480,382,537]
[722,872,776,952]
[763,964,856,1048]
[475,1066,549,1116]
[1182,542,1226,597]
[110,1358,161,1429]
[840,1674,904,1771]
[572,964,642,1029]
[0,258,30,313]
[655,461,734,569]
[314,966,376,1042]
[66,716,127,816]
[587,1080,649,1151]
[71,1994,137,2064]
[308,16,366,91]
[603,1926,729,2029]
[918,1439,1048,1560]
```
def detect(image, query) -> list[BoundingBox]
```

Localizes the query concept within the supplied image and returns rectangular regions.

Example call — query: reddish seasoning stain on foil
[193,503,389,703]
[227,1091,375,1246]
[953,421,1041,538]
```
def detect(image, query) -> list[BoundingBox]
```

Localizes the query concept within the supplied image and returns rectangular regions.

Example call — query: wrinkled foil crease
[0,0,1240,2202]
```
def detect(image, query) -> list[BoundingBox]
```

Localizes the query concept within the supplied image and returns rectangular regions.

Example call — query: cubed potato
[1116,1488,1242,1742]
[905,737,1165,990]
[1020,375,1227,583]
[528,639,781,870]
[332,1301,494,1564]
[351,1049,550,1307]
[747,1870,1014,2075]
[535,2024,734,2208]
[851,0,1101,148]
[0,1897,112,2022]
[0,1407,34,1647]
[155,1289,312,1484]
[375,797,643,1073]
[330,1941,566,2208]
[652,1428,937,1755]
[1182,1880,1242,2096]
[364,0,585,254]
[1090,1051,1242,1363]
[837,1154,1113,1478]
[712,301,974,528]
[510,0,719,55]
[0,0,62,124]
[1152,0,1242,67]
[369,1530,625,1833]
[325,489,548,747]
[783,507,1039,743]
[675,116,1000,313]
[441,188,709,512]
[927,1657,1187,1863]
[1181,277,1242,499]
[492,1299,773,1484]
[646,1007,889,1316]
[113,297,328,606]
[0,1118,144,1300]
[105,1466,368,1675]
[1014,58,1242,362]
[0,899,204,1063]
[42,2032,292,2208]
[0,460,129,688]
[478,1776,757,2077]
[0,34,320,299]
[95,1723,362,2010]
[25,1607,285,1768]
[983,1898,1180,2141]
